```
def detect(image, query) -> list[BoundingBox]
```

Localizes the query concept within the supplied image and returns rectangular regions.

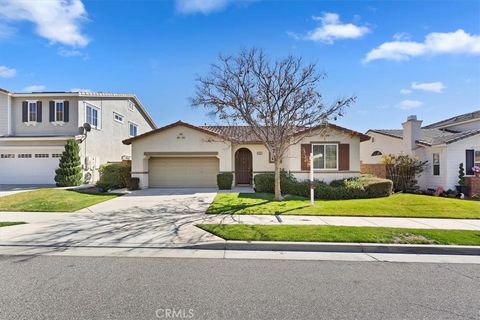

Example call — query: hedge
[217,172,233,190]
[254,173,392,200]
[97,162,131,191]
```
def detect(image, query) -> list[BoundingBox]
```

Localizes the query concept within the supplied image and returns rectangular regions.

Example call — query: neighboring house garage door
[149,157,219,188]
[0,151,61,184]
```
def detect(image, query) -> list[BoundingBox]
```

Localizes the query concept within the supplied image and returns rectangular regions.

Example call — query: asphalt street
[0,255,479,320]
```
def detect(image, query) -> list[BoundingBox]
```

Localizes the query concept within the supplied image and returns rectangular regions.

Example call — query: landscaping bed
[207,193,480,218]
[0,188,119,212]
[198,224,480,246]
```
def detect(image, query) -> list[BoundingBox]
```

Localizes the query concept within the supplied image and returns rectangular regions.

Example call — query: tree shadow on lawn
[208,193,309,215]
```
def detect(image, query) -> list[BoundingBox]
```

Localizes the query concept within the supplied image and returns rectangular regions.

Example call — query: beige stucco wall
[284,129,362,182]
[360,132,406,164]
[76,98,155,182]
[130,125,232,188]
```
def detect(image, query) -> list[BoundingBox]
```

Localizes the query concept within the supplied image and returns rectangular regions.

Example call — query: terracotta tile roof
[123,120,370,145]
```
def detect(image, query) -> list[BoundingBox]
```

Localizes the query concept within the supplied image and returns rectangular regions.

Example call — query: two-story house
[0,88,156,184]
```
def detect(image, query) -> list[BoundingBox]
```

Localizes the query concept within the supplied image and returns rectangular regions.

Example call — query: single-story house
[360,111,480,191]
[123,121,370,188]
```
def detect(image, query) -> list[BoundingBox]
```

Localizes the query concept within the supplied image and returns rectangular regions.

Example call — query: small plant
[54,139,83,187]
[458,163,465,186]
[473,166,480,175]
[217,172,233,190]
[471,194,480,201]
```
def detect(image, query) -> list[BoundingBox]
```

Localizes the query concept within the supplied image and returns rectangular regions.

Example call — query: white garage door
[149,157,219,188]
[0,152,61,184]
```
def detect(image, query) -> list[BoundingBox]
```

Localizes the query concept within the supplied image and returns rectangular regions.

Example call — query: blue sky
[0,0,479,132]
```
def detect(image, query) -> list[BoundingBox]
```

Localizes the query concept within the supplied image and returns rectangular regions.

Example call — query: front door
[235,148,253,185]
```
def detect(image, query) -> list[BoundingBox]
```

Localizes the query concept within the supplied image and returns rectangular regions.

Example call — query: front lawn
[0,222,26,227]
[207,193,480,219]
[198,224,480,245]
[0,188,119,212]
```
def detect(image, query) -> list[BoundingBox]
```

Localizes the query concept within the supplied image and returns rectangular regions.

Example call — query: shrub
[97,162,131,191]
[217,172,233,190]
[128,177,140,191]
[255,174,392,200]
[458,163,465,186]
[54,139,83,187]
[254,170,297,194]
[382,154,427,192]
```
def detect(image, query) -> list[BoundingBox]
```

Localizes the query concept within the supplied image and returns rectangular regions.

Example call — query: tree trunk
[274,159,282,201]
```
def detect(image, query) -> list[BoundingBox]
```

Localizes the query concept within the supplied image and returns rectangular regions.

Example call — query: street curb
[185,241,480,256]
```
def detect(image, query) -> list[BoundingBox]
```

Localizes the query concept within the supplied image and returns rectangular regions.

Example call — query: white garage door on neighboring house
[0,151,62,184]
[149,157,219,188]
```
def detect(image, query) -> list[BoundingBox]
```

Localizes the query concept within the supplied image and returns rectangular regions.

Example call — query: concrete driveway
[0,188,236,250]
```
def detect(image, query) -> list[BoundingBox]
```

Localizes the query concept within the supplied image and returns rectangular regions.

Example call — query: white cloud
[393,32,411,41]
[175,0,230,14]
[294,12,370,44]
[364,29,480,62]
[400,88,412,95]
[23,84,46,92]
[411,81,445,93]
[0,65,16,78]
[396,99,423,110]
[0,0,89,47]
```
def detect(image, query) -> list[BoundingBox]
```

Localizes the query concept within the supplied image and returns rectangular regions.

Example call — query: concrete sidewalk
[202,214,480,230]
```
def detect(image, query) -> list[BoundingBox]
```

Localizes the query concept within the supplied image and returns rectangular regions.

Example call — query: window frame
[54,100,65,122]
[27,100,38,122]
[475,150,480,167]
[312,143,338,171]
[113,112,124,123]
[128,100,135,111]
[432,152,440,176]
[129,121,138,137]
[85,103,101,129]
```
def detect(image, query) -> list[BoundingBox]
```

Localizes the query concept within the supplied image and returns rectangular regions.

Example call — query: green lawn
[0,222,26,227]
[198,224,480,246]
[207,193,480,219]
[0,188,119,212]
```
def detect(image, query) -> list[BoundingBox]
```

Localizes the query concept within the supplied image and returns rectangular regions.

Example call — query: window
[0,154,14,158]
[52,153,62,158]
[128,100,135,111]
[312,144,338,170]
[433,153,440,176]
[114,112,124,123]
[55,101,64,122]
[35,154,49,158]
[129,122,138,137]
[476,150,480,167]
[18,154,32,158]
[85,104,100,129]
[371,150,382,156]
[28,102,37,122]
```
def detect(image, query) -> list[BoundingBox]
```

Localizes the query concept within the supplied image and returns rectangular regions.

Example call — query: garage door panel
[0,157,60,184]
[149,157,219,188]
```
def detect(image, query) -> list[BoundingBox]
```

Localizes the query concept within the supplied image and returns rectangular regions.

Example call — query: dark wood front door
[235,148,252,185]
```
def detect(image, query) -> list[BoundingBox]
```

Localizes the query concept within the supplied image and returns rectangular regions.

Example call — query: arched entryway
[235,148,253,185]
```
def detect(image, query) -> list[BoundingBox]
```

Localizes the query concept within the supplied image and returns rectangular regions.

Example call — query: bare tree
[192,48,356,200]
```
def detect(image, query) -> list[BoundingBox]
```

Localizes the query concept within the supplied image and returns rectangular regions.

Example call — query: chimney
[402,115,422,151]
